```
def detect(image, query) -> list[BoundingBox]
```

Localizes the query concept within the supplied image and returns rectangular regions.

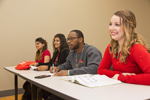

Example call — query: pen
[52,64,54,73]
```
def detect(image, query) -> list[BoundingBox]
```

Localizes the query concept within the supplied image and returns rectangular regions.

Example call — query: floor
[0,94,23,100]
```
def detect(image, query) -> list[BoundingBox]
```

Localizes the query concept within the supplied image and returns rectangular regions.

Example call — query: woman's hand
[30,63,38,66]
[112,74,119,80]
[37,65,48,71]
[112,73,136,80]
[122,73,136,76]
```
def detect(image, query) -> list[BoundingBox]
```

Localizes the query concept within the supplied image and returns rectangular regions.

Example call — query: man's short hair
[70,30,84,43]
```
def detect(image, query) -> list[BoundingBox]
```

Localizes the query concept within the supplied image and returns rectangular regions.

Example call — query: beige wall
[0,0,150,91]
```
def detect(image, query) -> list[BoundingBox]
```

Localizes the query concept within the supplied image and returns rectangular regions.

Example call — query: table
[4,66,50,100]
[4,66,150,100]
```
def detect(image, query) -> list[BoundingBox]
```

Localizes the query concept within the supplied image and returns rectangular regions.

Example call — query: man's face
[67,32,79,50]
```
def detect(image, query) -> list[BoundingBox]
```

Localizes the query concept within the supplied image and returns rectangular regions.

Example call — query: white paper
[45,73,55,76]
[61,74,122,88]
[30,65,38,70]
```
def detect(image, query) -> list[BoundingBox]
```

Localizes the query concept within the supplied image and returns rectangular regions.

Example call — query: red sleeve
[118,44,150,85]
[97,44,122,77]
[43,50,51,59]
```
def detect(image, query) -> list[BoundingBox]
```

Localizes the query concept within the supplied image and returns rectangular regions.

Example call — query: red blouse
[98,44,150,85]
[36,49,51,63]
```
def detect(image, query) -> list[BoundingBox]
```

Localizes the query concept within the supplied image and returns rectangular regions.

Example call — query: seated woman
[30,37,51,70]
[34,33,69,71]
[35,37,51,63]
[22,37,51,100]
[37,34,69,100]
[98,10,150,85]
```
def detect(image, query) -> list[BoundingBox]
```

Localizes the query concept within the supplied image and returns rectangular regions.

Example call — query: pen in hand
[52,64,54,73]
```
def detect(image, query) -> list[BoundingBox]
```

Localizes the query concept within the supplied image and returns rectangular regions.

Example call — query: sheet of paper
[45,73,55,76]
[30,65,38,70]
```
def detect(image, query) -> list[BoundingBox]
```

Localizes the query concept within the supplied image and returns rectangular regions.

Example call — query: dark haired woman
[38,34,69,100]
[36,33,69,71]
[35,37,51,63]
[30,37,51,70]
[22,37,51,100]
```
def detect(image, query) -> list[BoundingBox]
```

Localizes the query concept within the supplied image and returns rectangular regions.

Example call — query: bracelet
[68,70,70,76]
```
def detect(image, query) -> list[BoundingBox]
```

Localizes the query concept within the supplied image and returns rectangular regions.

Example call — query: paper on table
[30,66,38,70]
[61,74,122,88]
[45,73,55,76]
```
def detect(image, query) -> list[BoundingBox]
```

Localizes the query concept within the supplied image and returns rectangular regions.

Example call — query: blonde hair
[110,10,150,63]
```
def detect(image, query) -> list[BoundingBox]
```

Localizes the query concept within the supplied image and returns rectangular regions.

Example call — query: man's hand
[37,65,48,71]
[53,70,68,76]
[50,66,59,73]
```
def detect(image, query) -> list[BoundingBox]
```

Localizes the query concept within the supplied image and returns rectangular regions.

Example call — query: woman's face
[54,37,60,49]
[109,15,125,42]
[35,41,44,50]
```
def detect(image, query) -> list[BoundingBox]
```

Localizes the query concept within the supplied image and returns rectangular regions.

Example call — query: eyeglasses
[66,37,79,42]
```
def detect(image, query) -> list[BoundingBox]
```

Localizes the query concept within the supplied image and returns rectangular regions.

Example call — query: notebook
[61,74,122,88]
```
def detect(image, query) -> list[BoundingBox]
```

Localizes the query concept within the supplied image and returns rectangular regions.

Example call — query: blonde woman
[98,10,150,85]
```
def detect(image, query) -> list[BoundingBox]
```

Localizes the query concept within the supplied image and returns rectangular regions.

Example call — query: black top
[38,48,69,70]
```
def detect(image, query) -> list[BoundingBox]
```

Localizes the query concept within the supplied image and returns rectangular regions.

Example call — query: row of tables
[4,66,150,100]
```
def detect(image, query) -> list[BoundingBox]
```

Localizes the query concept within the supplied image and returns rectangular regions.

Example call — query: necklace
[117,45,121,60]
[117,51,120,60]
[76,54,78,67]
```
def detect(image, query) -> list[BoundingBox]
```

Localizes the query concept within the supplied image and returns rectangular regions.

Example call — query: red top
[36,49,51,63]
[98,44,150,85]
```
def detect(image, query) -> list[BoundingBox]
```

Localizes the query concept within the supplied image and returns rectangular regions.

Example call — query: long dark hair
[53,34,68,55]
[35,37,48,61]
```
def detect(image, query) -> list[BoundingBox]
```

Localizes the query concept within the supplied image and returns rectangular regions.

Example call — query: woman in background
[33,33,69,71]
[98,10,150,85]
[35,37,51,63]
[30,37,51,70]
[22,37,51,100]
[37,33,69,100]
[25,34,69,100]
